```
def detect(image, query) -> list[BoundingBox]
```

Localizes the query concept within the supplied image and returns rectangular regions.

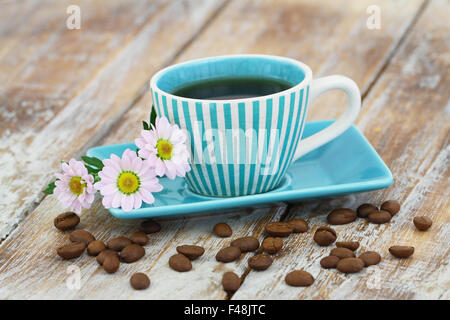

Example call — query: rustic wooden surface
[0,0,448,300]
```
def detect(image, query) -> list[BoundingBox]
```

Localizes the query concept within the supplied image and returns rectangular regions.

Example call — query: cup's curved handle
[293,75,361,161]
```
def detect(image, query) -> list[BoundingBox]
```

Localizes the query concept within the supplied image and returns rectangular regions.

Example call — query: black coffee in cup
[171,77,293,100]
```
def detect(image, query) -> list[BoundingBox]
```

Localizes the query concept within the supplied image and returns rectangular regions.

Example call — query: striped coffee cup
[150,55,361,197]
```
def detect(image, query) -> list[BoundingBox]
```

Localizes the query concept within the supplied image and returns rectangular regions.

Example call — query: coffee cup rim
[150,54,312,104]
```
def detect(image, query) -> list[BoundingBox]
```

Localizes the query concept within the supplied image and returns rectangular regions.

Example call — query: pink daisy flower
[135,117,191,180]
[94,149,162,212]
[54,159,95,214]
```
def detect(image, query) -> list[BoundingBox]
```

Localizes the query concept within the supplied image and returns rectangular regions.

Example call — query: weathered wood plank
[233,0,450,299]
[0,0,228,239]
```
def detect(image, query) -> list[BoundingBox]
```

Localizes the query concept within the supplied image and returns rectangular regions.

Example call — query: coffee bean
[69,229,95,244]
[357,204,378,218]
[169,253,192,272]
[336,258,365,273]
[216,246,241,263]
[265,222,293,237]
[359,251,381,267]
[120,244,145,263]
[413,216,432,231]
[230,236,259,252]
[87,240,106,256]
[54,212,80,231]
[285,270,314,287]
[248,254,273,271]
[107,236,132,251]
[96,250,119,265]
[327,208,357,225]
[176,245,205,260]
[103,255,120,273]
[287,219,308,233]
[221,272,241,293]
[140,220,161,234]
[130,273,150,290]
[389,246,414,258]
[213,223,232,237]
[261,237,283,254]
[313,226,337,246]
[336,241,360,251]
[130,232,149,246]
[320,255,340,269]
[381,200,400,216]
[330,247,356,259]
[57,242,86,259]
[368,210,392,224]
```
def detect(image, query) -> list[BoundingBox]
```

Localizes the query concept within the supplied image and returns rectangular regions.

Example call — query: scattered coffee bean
[54,212,80,231]
[96,250,119,265]
[213,223,232,237]
[320,255,340,269]
[381,200,400,216]
[176,245,205,260]
[330,247,356,259]
[287,219,308,233]
[413,216,432,231]
[313,226,337,246]
[359,251,381,267]
[222,272,241,293]
[265,222,293,237]
[87,240,106,256]
[57,242,86,260]
[120,244,145,263]
[389,246,414,258]
[130,273,150,290]
[130,232,149,246]
[336,257,365,273]
[261,237,283,254]
[336,241,360,251]
[107,236,132,251]
[69,229,95,244]
[231,236,259,252]
[368,210,392,224]
[103,255,120,273]
[169,253,192,272]
[216,246,241,263]
[327,208,357,225]
[285,270,314,287]
[140,220,161,234]
[248,254,273,271]
[357,204,378,218]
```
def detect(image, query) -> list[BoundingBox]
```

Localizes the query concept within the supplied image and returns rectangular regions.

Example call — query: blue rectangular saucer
[87,121,393,219]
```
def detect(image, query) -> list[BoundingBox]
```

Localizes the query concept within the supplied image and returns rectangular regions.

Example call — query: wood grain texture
[233,0,450,300]
[0,0,448,300]
[0,0,227,239]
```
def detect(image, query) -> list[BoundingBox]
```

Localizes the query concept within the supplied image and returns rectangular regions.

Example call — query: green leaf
[43,181,56,195]
[85,165,99,175]
[81,156,104,170]
[136,148,140,157]
[142,120,149,130]
[149,105,157,127]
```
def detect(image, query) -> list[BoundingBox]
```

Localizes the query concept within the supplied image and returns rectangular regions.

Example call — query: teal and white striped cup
[150,55,361,197]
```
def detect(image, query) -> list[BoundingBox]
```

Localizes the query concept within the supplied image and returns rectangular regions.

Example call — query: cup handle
[292,75,361,161]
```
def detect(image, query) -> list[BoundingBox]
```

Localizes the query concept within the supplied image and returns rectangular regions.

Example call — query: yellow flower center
[117,171,140,195]
[156,139,173,160]
[69,176,86,196]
